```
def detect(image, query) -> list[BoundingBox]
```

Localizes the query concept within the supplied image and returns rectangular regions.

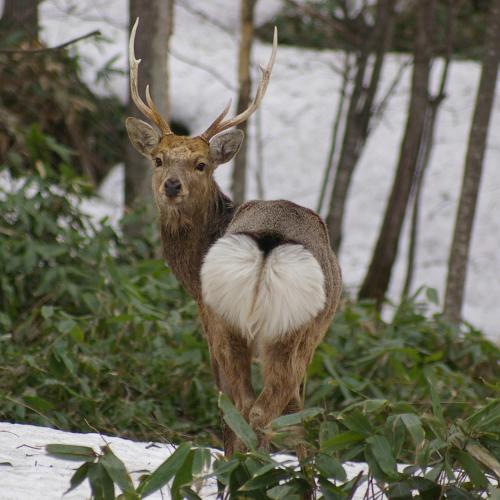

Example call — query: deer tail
[201,233,326,340]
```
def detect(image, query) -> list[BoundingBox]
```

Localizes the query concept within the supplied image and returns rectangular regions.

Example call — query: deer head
[125,18,277,219]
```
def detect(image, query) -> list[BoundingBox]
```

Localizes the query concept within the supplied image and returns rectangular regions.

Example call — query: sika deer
[125,19,342,456]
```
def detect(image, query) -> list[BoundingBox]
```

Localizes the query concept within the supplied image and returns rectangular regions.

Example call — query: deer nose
[164,178,182,197]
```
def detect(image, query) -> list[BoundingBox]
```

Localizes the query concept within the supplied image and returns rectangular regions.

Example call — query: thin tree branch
[0,30,101,54]
[369,58,411,134]
[168,48,235,91]
[177,2,235,37]
[42,0,126,30]
[308,56,352,78]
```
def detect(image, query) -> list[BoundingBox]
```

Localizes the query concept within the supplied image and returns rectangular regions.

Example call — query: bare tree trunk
[402,0,459,298]
[1,0,39,40]
[231,0,257,205]
[443,0,500,323]
[317,51,351,214]
[359,0,437,306]
[125,0,173,211]
[401,103,437,298]
[325,49,368,251]
[326,0,396,253]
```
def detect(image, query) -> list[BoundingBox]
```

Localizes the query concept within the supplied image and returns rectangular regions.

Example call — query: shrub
[0,38,125,184]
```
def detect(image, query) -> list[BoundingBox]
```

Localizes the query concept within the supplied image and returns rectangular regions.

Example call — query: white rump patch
[201,234,326,341]
[253,244,326,339]
[201,234,263,337]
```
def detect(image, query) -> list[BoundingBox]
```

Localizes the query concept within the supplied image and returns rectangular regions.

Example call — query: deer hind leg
[210,355,238,456]
[203,311,256,455]
[282,390,310,464]
[249,327,319,448]
[211,341,255,456]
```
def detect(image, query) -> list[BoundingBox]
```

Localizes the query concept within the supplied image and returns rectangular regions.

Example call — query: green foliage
[137,442,193,498]
[46,440,206,499]
[307,296,499,422]
[218,394,258,451]
[46,443,140,499]
[0,174,219,445]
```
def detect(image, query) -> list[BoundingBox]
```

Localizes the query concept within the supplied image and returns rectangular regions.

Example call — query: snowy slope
[3,0,499,340]
[0,422,180,499]
[0,422,377,499]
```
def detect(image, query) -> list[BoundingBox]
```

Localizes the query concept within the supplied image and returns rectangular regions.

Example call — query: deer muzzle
[164,178,182,198]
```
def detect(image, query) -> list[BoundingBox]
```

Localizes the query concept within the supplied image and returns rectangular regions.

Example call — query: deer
[125,18,342,456]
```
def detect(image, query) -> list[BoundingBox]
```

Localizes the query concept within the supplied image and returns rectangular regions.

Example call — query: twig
[169,48,235,91]
[369,58,411,133]
[177,2,235,37]
[16,444,42,450]
[348,470,365,500]
[0,430,19,438]
[0,30,101,55]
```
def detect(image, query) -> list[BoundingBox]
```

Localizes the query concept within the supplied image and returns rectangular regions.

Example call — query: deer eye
[196,162,206,172]
[155,157,162,167]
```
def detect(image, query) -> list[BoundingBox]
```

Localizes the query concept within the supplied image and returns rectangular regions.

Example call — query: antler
[200,27,278,142]
[129,17,172,135]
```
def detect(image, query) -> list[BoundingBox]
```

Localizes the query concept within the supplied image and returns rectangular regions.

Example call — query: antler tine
[200,27,278,141]
[199,99,232,142]
[129,18,172,135]
[145,85,172,134]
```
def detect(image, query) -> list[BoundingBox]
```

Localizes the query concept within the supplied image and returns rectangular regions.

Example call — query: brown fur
[126,123,342,456]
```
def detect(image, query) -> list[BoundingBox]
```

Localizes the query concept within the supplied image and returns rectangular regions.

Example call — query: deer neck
[160,183,234,300]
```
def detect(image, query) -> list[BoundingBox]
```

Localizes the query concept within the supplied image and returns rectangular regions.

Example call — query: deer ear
[126,117,160,157]
[209,130,244,165]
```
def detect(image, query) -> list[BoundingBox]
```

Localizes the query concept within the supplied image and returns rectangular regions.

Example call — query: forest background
[1,1,499,498]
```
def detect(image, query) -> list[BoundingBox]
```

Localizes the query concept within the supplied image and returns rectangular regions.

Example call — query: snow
[0,422,179,499]
[80,163,125,226]
[0,422,376,499]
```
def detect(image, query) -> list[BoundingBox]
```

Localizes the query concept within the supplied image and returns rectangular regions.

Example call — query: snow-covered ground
[0,422,180,499]
[0,422,377,499]
[22,0,497,341]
